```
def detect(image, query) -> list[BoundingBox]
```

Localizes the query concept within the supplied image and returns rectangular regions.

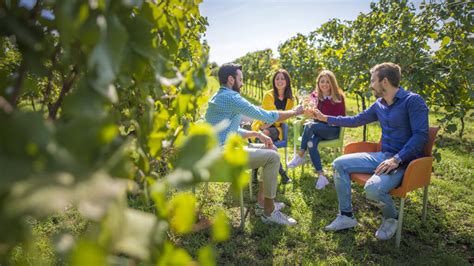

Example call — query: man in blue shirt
[205,63,304,226]
[312,62,429,240]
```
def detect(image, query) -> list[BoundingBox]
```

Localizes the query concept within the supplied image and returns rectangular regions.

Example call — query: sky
[200,0,376,65]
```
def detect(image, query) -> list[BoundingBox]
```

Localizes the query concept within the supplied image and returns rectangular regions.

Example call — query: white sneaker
[255,202,286,216]
[375,218,398,240]
[261,209,297,226]
[324,214,358,231]
[288,154,305,168]
[315,174,329,190]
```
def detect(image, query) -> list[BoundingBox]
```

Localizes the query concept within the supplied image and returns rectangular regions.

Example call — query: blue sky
[200,0,376,64]
[200,0,430,65]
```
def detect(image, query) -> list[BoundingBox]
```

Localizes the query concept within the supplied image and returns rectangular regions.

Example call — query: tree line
[238,0,473,139]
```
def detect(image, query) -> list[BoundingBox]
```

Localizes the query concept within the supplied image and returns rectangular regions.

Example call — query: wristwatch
[393,154,402,164]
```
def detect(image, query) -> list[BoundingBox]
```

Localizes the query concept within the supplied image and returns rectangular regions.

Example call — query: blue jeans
[300,122,340,171]
[332,152,405,219]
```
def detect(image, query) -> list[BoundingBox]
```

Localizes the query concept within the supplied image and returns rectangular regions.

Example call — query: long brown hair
[315,70,344,103]
[272,69,293,100]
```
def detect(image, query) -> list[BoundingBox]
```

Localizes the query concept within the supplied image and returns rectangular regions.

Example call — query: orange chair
[344,127,439,248]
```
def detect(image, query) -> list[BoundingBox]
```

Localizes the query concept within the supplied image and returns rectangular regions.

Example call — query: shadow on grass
[435,134,474,156]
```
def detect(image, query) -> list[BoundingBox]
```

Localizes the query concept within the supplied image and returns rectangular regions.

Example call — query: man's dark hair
[370,62,401,87]
[218,63,242,85]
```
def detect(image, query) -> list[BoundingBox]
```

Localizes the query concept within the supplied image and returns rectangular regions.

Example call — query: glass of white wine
[297,89,308,105]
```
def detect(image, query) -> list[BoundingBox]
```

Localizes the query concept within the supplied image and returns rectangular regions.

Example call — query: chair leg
[239,188,245,230]
[248,181,253,201]
[395,198,405,249]
[422,185,429,223]
[204,182,209,198]
[284,147,288,172]
[292,142,297,179]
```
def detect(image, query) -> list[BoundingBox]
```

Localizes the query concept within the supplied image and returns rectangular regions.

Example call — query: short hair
[370,62,401,87]
[218,63,242,85]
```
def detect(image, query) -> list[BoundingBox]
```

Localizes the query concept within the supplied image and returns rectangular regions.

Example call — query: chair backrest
[394,127,440,196]
[423,127,440,156]
[376,126,439,155]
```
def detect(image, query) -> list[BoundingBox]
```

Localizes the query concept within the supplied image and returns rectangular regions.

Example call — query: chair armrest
[344,142,379,154]
[290,117,305,126]
[292,118,303,145]
[400,157,433,192]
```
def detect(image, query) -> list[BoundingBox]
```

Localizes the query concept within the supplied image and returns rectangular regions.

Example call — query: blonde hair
[315,70,344,103]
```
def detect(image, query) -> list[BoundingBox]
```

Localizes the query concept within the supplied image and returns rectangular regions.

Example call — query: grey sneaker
[255,202,286,216]
[261,210,297,226]
[375,218,398,240]
[324,214,358,231]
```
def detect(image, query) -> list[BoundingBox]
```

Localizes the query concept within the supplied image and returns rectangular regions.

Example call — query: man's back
[205,88,243,145]
[205,87,279,145]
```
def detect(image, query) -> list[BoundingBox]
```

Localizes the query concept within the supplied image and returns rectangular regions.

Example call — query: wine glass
[296,89,308,104]
[308,90,318,111]
[297,89,312,112]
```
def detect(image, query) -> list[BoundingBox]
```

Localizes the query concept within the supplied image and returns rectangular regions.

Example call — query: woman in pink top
[288,70,346,189]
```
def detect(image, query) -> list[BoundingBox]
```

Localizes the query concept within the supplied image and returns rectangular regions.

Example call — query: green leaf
[157,242,193,266]
[168,193,196,234]
[446,123,457,133]
[150,181,169,218]
[222,133,248,166]
[70,240,106,266]
[198,245,215,266]
[176,93,192,117]
[440,36,451,47]
[212,209,230,242]
[174,123,217,170]
[113,208,157,260]
[88,15,128,102]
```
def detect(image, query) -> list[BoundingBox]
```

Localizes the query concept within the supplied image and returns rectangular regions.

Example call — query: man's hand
[375,158,400,175]
[259,123,272,130]
[312,109,328,122]
[293,105,304,116]
[257,132,273,148]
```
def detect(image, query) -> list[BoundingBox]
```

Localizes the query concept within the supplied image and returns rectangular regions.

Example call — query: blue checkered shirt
[205,87,279,145]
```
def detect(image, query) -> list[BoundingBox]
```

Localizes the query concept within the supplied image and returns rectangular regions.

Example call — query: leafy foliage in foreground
[0,1,246,264]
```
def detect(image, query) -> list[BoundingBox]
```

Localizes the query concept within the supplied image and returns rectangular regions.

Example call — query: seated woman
[251,69,294,184]
[288,70,346,189]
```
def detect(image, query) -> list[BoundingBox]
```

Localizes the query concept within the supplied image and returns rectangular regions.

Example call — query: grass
[177,89,473,264]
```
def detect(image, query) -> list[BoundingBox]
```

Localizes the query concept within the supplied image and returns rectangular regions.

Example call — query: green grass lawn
[178,89,473,264]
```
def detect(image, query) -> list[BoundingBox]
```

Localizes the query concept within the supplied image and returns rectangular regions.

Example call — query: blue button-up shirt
[205,87,279,145]
[328,87,429,163]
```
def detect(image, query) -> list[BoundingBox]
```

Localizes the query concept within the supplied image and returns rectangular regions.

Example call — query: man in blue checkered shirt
[205,63,304,226]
